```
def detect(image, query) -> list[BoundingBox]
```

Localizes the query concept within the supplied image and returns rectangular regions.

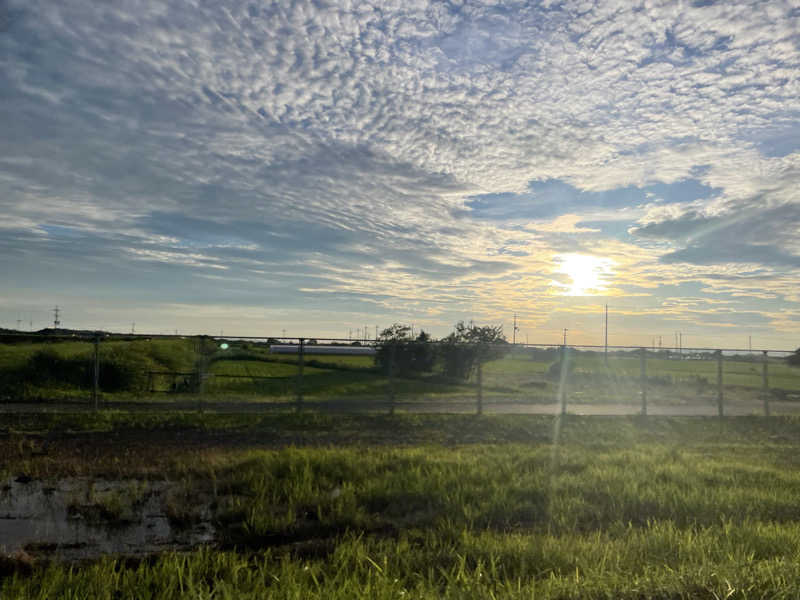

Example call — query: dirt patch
[0,477,215,561]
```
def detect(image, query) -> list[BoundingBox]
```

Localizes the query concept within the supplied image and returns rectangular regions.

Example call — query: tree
[788,348,800,367]
[374,324,435,377]
[439,321,508,380]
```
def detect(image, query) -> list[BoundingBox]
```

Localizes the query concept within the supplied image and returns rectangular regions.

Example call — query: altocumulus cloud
[0,0,799,341]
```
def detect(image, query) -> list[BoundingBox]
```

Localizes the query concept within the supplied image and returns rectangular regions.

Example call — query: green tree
[374,324,435,377]
[439,321,508,380]
[788,348,800,367]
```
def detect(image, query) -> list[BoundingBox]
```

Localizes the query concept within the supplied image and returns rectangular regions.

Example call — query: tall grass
[5,416,800,597]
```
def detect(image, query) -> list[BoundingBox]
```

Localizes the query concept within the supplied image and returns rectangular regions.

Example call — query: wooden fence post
[296,338,304,412]
[640,347,647,416]
[762,350,770,417]
[716,350,724,418]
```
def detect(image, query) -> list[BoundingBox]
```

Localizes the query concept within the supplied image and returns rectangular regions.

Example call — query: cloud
[632,202,800,267]
[1,0,799,341]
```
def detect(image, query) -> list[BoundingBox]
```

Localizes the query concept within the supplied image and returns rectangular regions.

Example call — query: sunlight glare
[554,254,614,295]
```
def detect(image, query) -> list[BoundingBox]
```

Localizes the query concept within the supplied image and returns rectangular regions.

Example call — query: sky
[1,0,799,349]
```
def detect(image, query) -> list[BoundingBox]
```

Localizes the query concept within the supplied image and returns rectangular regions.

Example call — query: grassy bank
[2,337,798,407]
[3,415,800,597]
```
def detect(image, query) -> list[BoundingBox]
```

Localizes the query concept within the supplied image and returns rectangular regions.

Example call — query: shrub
[22,345,155,393]
[374,324,435,377]
[439,321,509,380]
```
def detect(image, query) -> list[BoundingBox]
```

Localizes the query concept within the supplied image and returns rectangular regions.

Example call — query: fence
[0,332,798,416]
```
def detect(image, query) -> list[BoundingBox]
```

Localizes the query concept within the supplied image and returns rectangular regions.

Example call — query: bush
[546,353,574,380]
[22,345,155,393]
[374,325,435,377]
[439,322,509,380]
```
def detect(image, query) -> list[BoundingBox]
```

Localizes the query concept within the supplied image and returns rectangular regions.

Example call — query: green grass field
[1,338,798,407]
[4,414,800,598]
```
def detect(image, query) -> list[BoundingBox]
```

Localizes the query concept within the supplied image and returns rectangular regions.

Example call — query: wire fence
[0,332,798,416]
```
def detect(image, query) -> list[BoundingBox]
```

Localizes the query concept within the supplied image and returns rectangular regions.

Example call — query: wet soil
[0,477,215,561]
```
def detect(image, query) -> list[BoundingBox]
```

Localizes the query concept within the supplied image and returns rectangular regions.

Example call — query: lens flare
[554,254,613,295]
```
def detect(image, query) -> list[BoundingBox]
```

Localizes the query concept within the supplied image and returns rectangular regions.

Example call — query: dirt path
[1,398,794,416]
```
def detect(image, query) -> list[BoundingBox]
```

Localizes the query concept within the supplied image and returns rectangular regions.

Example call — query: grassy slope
[4,414,800,597]
[2,339,798,404]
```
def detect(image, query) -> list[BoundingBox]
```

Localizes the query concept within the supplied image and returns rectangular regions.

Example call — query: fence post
[640,347,647,416]
[762,350,770,417]
[476,359,483,415]
[197,336,206,413]
[92,334,100,410]
[559,345,568,416]
[387,343,396,416]
[296,338,304,412]
[716,350,724,418]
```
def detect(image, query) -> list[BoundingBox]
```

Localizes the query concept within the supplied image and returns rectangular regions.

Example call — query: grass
[2,338,798,407]
[5,414,800,597]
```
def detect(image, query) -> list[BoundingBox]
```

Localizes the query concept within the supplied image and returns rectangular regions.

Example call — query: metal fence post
[640,347,647,416]
[559,345,568,416]
[387,343,396,415]
[296,338,304,412]
[198,336,206,413]
[476,359,483,415]
[762,350,770,417]
[92,334,100,410]
[716,350,724,418]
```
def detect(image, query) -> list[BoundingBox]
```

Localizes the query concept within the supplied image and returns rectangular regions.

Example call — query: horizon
[2,1,799,348]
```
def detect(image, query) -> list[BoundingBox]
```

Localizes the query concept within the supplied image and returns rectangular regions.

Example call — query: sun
[554,254,613,296]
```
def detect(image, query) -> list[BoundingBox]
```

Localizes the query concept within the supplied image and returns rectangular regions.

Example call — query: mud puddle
[0,476,216,561]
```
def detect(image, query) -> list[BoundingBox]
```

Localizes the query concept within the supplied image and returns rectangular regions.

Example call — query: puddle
[0,477,216,561]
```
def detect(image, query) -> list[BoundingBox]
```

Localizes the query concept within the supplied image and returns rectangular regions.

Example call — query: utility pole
[679,333,683,356]
[512,313,519,345]
[375,325,378,340]
[131,322,135,335]
[53,306,61,329]
[349,328,352,341]
[749,336,752,352]
[563,328,568,346]
[16,319,21,331]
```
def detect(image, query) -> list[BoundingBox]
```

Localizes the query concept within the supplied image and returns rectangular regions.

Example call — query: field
[4,413,800,597]
[2,337,798,417]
